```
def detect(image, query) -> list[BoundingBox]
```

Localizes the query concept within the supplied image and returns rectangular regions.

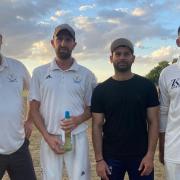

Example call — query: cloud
[150,46,178,61]
[135,41,146,49]
[0,0,179,79]
[96,0,134,5]
[50,10,70,21]
[0,0,62,57]
[132,8,146,16]
[79,4,96,11]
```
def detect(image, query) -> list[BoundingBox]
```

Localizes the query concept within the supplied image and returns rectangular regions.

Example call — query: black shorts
[0,138,36,180]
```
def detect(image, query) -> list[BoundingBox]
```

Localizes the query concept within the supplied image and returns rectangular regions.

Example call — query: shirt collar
[49,58,79,72]
[0,55,8,71]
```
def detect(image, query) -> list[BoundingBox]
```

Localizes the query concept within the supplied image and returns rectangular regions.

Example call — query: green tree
[146,61,169,85]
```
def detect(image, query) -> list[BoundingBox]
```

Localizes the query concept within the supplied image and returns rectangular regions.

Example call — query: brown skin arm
[139,106,159,176]
[30,100,64,154]
[24,110,33,139]
[92,112,111,180]
[60,106,91,132]
[159,132,165,164]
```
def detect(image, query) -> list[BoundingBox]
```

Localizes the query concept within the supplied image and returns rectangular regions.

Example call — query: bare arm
[24,110,33,139]
[92,112,104,161]
[92,112,110,180]
[30,100,64,154]
[139,106,159,176]
[159,132,165,164]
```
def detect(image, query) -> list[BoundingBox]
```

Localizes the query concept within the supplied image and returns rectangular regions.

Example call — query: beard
[55,47,72,60]
[113,62,132,72]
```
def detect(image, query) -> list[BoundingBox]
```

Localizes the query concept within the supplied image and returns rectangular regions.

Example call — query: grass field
[3,121,165,180]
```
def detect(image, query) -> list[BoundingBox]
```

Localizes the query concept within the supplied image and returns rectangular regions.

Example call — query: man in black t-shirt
[91,38,159,180]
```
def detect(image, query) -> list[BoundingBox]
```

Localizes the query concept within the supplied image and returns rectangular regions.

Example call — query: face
[110,46,135,73]
[176,35,180,47]
[51,30,76,60]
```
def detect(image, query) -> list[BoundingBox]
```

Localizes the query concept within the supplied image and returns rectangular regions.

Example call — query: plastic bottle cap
[65,111,70,119]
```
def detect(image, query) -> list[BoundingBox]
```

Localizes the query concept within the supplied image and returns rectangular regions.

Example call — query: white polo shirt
[0,55,30,154]
[29,59,97,135]
[159,58,180,163]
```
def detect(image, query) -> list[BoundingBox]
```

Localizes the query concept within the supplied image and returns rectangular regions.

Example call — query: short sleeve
[84,72,97,106]
[22,64,31,91]
[29,68,41,102]
[91,85,104,113]
[146,81,159,108]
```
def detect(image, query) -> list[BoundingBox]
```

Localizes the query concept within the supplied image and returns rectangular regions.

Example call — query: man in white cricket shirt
[29,24,97,180]
[0,34,36,179]
[159,26,180,180]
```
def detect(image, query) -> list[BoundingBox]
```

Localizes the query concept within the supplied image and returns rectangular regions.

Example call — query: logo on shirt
[73,75,81,83]
[81,171,85,176]
[45,74,52,79]
[171,78,180,89]
[7,73,17,82]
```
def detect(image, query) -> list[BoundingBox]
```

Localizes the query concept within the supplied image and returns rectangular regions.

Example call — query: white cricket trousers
[165,161,180,180]
[40,131,90,180]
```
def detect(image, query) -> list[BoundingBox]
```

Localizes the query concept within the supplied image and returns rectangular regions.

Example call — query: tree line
[145,58,178,85]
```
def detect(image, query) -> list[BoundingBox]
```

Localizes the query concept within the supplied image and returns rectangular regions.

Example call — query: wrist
[74,116,82,127]
[146,151,154,158]
[96,158,104,163]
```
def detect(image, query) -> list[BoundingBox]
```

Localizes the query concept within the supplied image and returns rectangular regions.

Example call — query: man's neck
[112,71,134,81]
[55,57,74,71]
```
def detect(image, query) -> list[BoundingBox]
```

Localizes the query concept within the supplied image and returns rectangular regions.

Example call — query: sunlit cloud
[73,16,94,31]
[132,8,146,16]
[55,10,70,16]
[151,46,172,58]
[50,16,58,21]
[79,4,96,11]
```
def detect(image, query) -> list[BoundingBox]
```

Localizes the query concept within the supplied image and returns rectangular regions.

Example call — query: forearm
[159,132,165,153]
[30,101,49,140]
[92,123,103,161]
[147,120,159,156]
[75,106,91,125]
[26,110,33,122]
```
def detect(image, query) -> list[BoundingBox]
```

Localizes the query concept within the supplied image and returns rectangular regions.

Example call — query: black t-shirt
[91,74,159,159]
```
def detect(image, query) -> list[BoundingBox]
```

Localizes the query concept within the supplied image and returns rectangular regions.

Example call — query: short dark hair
[178,26,180,36]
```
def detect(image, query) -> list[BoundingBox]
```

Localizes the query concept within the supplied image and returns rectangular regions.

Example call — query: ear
[176,38,180,47]
[132,55,135,63]
[51,39,55,48]
[110,55,113,64]
[72,42,77,50]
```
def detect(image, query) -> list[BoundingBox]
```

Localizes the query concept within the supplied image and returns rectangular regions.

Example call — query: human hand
[96,160,111,180]
[45,134,65,154]
[138,154,154,176]
[60,116,79,132]
[24,120,33,139]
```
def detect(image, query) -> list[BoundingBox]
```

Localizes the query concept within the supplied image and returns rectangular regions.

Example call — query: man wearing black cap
[159,26,180,180]
[29,24,96,180]
[91,38,159,180]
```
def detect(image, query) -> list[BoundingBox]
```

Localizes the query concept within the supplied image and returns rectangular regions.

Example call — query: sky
[0,0,180,82]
